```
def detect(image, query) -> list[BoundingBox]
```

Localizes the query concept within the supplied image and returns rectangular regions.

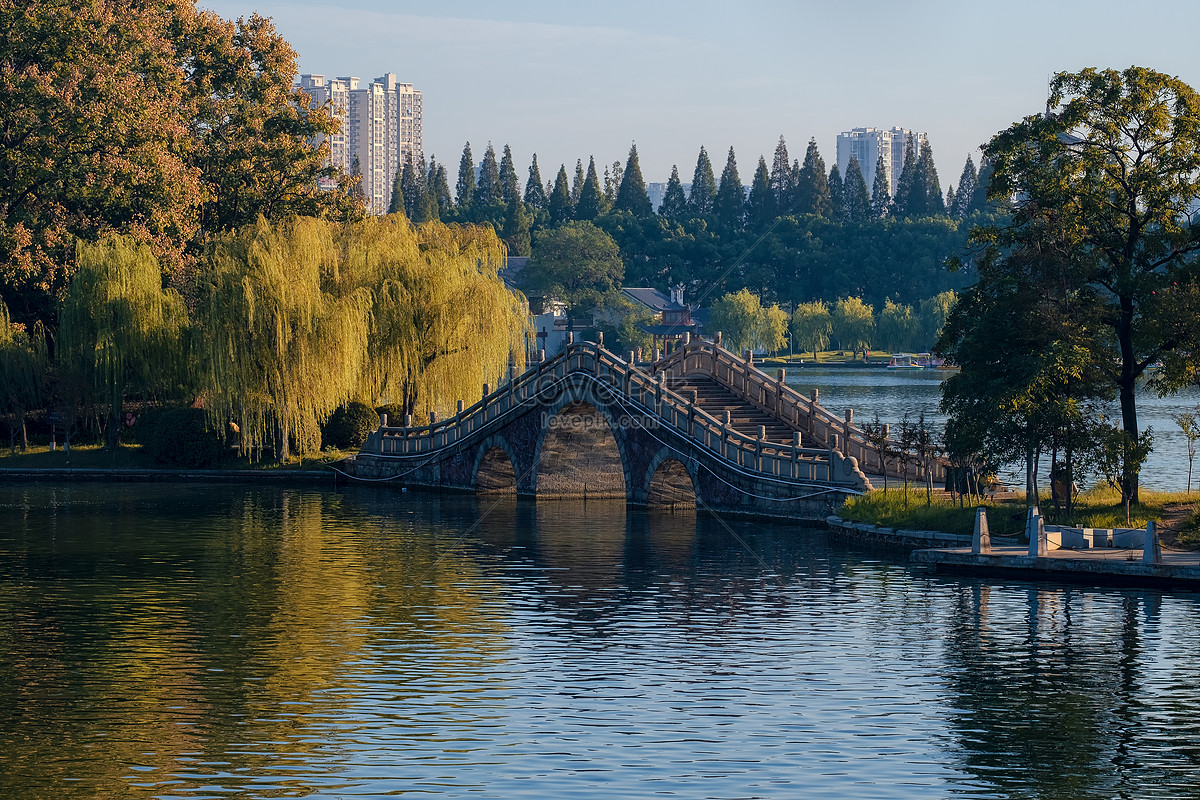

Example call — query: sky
[203,0,1200,190]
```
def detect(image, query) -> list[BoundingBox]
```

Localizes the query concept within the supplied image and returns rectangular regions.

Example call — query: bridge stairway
[663,375,810,446]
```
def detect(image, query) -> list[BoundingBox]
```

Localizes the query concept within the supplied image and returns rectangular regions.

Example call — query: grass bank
[0,443,353,472]
[840,486,1200,545]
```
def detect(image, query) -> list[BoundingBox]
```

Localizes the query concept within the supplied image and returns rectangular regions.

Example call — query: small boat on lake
[887,353,946,370]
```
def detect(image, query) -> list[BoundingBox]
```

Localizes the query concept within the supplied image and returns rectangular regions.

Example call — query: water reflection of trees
[941,582,1200,799]
[0,484,510,799]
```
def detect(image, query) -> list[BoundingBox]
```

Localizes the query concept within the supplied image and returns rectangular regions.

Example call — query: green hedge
[322,401,378,450]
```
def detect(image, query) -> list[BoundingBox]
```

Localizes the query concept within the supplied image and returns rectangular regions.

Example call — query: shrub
[323,401,378,450]
[144,407,224,468]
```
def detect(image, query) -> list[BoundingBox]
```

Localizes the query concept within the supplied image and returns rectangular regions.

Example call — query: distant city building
[835,127,928,200]
[645,182,668,212]
[297,73,422,214]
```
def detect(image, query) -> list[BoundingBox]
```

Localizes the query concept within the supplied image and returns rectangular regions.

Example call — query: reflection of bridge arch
[532,387,633,499]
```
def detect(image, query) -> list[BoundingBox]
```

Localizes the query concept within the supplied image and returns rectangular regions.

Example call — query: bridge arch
[531,386,633,500]
[642,449,698,510]
[473,435,520,494]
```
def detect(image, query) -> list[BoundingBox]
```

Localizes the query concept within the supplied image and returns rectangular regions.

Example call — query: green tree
[658,166,689,220]
[790,301,832,358]
[521,221,623,328]
[0,299,46,450]
[844,156,871,223]
[714,147,745,230]
[952,156,977,218]
[984,66,1200,501]
[893,135,917,216]
[906,138,945,217]
[828,163,845,222]
[59,237,189,449]
[571,159,585,204]
[430,158,453,219]
[795,138,831,217]
[455,142,476,214]
[688,146,717,216]
[746,156,775,229]
[499,144,521,205]
[502,198,531,256]
[919,291,956,349]
[400,152,423,219]
[475,142,502,208]
[574,157,605,221]
[877,299,920,352]
[548,165,574,226]
[525,154,548,210]
[832,297,874,358]
[870,152,892,218]
[388,167,405,216]
[759,303,790,354]
[707,289,763,354]
[614,144,653,216]
[770,136,793,211]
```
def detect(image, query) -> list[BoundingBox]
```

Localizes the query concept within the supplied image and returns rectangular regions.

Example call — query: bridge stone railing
[651,338,947,485]
[360,340,871,490]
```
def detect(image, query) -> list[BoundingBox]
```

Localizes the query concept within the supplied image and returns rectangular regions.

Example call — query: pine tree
[432,161,453,219]
[475,142,501,206]
[945,184,956,217]
[603,165,616,207]
[907,139,944,217]
[870,152,891,218]
[455,143,475,213]
[548,165,573,226]
[499,144,521,205]
[688,146,717,215]
[574,156,604,220]
[954,156,978,218]
[795,138,831,217]
[769,135,792,210]
[502,197,531,256]
[614,144,652,216]
[893,134,917,216]
[970,157,994,214]
[828,163,845,222]
[658,165,688,219]
[844,155,871,223]
[388,166,405,216]
[714,146,745,229]
[745,156,774,229]
[571,159,584,204]
[400,152,423,220]
[524,154,547,209]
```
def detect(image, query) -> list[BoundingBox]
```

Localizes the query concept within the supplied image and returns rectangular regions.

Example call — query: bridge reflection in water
[350,339,943,520]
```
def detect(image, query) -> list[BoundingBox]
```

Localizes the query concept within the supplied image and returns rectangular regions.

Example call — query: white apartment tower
[835,127,928,201]
[297,73,423,214]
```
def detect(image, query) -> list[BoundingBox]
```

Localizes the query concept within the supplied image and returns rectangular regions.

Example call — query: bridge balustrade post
[537,348,545,363]
[715,331,722,347]
[792,432,801,479]
[656,373,664,415]
[404,414,413,428]
[597,331,604,348]
[379,413,387,429]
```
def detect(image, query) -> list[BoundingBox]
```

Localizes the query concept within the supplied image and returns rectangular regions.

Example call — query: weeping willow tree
[339,216,528,418]
[0,300,48,450]
[198,216,373,461]
[198,215,528,460]
[58,237,189,448]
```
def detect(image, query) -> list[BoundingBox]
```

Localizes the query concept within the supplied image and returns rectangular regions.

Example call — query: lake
[3,482,1200,799]
[787,366,1200,492]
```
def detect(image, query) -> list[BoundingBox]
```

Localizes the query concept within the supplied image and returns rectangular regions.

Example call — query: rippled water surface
[787,367,1200,491]
[4,483,1200,799]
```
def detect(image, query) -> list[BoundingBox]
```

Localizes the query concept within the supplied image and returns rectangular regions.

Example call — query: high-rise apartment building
[835,127,928,201]
[297,73,422,214]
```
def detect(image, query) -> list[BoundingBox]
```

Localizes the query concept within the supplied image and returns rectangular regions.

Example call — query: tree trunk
[275,412,290,463]
[106,396,122,450]
[1116,294,1140,503]
[1025,447,1036,508]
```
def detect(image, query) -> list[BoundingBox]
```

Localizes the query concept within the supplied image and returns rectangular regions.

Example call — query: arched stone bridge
[349,340,940,521]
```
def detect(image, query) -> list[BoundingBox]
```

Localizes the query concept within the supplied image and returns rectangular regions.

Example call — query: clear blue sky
[203,0,1200,190]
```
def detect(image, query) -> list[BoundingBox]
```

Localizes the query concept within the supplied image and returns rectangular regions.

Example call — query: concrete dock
[911,545,1200,586]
